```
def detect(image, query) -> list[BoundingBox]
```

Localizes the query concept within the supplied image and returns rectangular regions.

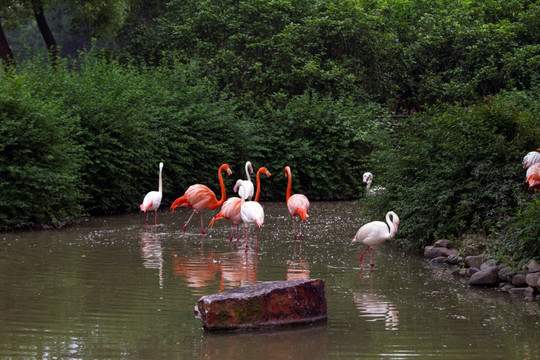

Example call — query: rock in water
[196,279,327,331]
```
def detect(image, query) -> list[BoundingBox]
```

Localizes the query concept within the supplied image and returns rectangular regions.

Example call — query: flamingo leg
[299,221,303,240]
[199,212,205,234]
[292,217,297,240]
[154,211,158,226]
[370,248,375,270]
[229,224,234,242]
[255,227,259,252]
[359,246,370,268]
[236,224,241,242]
[145,212,149,227]
[183,210,197,233]
[244,226,249,252]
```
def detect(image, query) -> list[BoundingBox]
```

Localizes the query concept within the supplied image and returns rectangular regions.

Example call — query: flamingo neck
[245,161,252,181]
[385,211,398,239]
[285,167,292,201]
[217,164,229,206]
[158,165,163,194]
[255,170,262,202]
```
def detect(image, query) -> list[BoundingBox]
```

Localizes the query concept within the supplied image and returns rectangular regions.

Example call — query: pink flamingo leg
[229,225,235,242]
[199,212,205,234]
[292,217,297,240]
[299,221,303,240]
[359,246,370,268]
[145,212,150,227]
[183,210,197,233]
[154,211,158,226]
[255,228,259,252]
[370,248,375,270]
[244,226,249,252]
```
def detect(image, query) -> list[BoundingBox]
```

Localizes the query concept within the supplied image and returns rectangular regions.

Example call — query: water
[1,201,539,359]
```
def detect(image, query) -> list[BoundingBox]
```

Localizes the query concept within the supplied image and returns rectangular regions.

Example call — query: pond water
[1,201,539,359]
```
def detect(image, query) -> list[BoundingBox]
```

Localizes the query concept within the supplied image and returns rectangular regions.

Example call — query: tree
[0,20,14,65]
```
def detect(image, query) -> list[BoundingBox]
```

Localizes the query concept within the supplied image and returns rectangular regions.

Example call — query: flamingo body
[350,211,399,270]
[285,166,310,239]
[526,163,540,190]
[209,179,245,241]
[235,161,254,201]
[140,162,163,226]
[522,149,540,169]
[171,163,232,234]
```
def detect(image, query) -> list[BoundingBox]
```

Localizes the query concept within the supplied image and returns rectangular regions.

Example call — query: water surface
[1,201,539,359]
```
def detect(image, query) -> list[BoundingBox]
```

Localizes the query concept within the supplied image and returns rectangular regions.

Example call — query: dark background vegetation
[1,0,539,264]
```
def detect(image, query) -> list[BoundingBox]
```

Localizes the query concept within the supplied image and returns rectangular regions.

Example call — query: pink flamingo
[170,163,232,234]
[284,166,310,240]
[208,179,245,242]
[350,211,400,270]
[140,162,164,226]
[241,167,271,252]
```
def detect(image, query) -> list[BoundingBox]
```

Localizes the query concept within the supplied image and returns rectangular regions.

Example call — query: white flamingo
[363,172,385,196]
[140,162,163,226]
[235,161,254,201]
[350,211,399,270]
[241,167,271,252]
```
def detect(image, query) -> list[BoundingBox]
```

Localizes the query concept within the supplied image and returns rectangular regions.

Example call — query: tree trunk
[31,0,58,66]
[0,20,15,66]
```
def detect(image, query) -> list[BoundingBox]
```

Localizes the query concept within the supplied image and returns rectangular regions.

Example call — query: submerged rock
[196,279,327,331]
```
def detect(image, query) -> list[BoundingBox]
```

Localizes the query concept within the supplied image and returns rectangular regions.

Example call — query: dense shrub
[0,68,84,228]
[365,92,540,250]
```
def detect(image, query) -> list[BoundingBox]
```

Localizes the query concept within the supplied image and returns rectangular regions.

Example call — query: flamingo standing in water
[350,211,400,270]
[208,179,245,242]
[170,163,232,234]
[284,166,310,240]
[235,161,254,201]
[140,162,164,226]
[241,167,271,252]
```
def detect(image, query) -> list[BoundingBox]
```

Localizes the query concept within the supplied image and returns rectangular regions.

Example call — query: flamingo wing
[353,221,391,246]
[526,163,540,189]
[141,191,162,212]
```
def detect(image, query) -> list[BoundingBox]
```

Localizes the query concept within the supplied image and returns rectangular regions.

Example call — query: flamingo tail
[209,213,226,227]
[140,201,153,212]
[170,196,188,212]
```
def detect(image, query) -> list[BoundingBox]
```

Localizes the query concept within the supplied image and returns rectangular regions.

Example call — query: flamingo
[140,162,164,226]
[526,163,540,190]
[241,167,271,252]
[235,161,254,201]
[208,179,244,242]
[350,211,399,270]
[522,149,540,169]
[170,163,232,234]
[284,166,310,240]
[363,172,385,196]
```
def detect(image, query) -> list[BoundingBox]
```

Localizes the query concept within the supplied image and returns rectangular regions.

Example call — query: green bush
[366,92,540,250]
[0,69,84,228]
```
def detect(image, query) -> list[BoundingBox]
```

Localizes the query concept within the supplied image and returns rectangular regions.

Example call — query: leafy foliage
[365,92,540,250]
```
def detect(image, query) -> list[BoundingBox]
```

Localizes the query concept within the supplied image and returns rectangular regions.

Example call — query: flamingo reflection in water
[352,271,399,331]
[140,229,164,288]
[171,250,220,296]
[286,241,310,280]
[218,249,258,292]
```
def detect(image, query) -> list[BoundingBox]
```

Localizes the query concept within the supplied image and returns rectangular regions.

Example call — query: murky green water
[1,201,539,359]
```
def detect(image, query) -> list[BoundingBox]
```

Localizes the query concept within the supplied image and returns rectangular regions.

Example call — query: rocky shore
[424,239,540,300]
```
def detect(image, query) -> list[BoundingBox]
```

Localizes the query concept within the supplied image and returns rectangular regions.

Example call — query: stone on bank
[196,279,327,331]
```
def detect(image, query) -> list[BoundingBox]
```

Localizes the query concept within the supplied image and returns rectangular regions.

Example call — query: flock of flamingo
[139,148,538,268]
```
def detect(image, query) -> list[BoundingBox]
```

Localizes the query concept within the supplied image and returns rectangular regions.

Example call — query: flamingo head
[349,236,357,246]
[284,166,291,178]
[362,172,373,185]
[233,179,243,193]
[247,161,254,174]
[258,167,271,178]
